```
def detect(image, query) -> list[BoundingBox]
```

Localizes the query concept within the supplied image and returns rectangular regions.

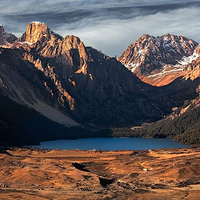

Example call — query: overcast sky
[0,0,200,56]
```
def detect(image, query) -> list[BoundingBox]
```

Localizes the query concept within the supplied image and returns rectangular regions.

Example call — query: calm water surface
[31,138,188,150]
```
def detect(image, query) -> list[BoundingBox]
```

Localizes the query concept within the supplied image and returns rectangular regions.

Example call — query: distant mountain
[0,22,200,145]
[118,34,199,86]
[0,25,17,46]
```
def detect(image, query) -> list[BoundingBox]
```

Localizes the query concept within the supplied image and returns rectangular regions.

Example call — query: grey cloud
[59,6,200,57]
[0,0,200,56]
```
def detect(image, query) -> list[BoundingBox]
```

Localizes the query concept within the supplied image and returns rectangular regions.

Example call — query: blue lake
[31,138,188,151]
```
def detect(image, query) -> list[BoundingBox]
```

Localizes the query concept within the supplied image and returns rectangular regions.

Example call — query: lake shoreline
[30,137,188,151]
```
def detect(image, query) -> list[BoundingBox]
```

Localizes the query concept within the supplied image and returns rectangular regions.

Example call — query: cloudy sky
[0,0,200,56]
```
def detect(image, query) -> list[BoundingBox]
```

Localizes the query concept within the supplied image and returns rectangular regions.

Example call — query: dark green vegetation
[111,105,200,145]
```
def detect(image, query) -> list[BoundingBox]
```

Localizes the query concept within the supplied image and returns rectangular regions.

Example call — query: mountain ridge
[0,22,200,145]
[118,33,199,86]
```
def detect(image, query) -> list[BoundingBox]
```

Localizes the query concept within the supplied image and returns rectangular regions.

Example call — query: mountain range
[0,22,200,145]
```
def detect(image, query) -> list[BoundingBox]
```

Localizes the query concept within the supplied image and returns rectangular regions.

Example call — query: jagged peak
[156,33,198,44]
[64,35,81,43]
[118,31,200,87]
[160,33,184,38]
[0,25,4,34]
[18,22,63,44]
[132,33,198,49]
[141,33,152,38]
[138,34,153,41]
[30,21,47,25]
[0,25,17,45]
[162,33,171,37]
[27,21,49,33]
[62,35,87,51]
[136,33,197,44]
[18,21,50,44]
[26,21,49,33]
[27,21,49,31]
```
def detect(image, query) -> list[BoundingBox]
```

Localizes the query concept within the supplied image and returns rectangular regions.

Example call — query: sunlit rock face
[17,22,89,76]
[19,22,50,44]
[118,34,199,86]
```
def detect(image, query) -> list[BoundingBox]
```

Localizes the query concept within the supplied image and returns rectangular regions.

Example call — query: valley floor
[0,146,200,199]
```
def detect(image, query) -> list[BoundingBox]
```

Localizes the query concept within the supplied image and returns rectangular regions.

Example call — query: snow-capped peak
[118,33,199,86]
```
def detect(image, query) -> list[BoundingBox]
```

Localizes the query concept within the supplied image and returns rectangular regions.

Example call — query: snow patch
[125,62,140,72]
[31,21,45,25]
[138,49,146,55]
[17,41,33,46]
[178,51,199,65]
[148,65,184,78]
